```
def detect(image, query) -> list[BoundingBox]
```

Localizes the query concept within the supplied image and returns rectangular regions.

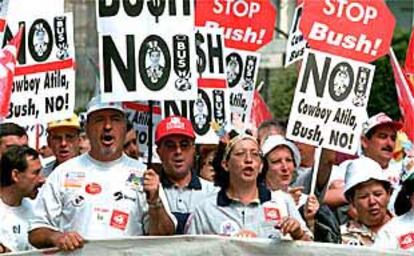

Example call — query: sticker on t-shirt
[263,207,281,222]
[110,210,129,230]
[125,171,144,191]
[71,195,85,207]
[64,171,85,188]
[220,220,239,236]
[85,183,102,195]
[398,232,414,249]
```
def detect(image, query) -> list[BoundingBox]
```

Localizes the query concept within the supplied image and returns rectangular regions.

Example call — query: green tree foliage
[258,28,411,122]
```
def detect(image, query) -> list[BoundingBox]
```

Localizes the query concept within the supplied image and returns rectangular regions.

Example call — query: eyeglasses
[162,139,193,151]
[231,150,262,161]
[50,133,79,143]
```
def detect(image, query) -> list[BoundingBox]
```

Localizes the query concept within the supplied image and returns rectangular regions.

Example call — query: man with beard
[155,116,217,234]
[42,114,81,177]
[0,146,45,252]
[29,96,176,252]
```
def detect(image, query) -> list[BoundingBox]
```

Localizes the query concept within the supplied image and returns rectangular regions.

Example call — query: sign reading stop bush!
[195,0,277,51]
[300,0,395,63]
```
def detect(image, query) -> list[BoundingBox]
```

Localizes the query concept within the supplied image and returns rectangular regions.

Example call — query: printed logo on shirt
[12,225,20,234]
[110,210,129,230]
[85,183,102,195]
[263,207,281,222]
[220,220,239,236]
[398,232,414,249]
[64,171,85,188]
[113,191,137,202]
[125,171,144,191]
[71,195,85,207]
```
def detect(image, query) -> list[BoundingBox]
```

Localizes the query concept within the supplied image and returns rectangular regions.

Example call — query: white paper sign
[97,0,197,101]
[5,13,75,125]
[284,4,309,68]
[286,49,375,154]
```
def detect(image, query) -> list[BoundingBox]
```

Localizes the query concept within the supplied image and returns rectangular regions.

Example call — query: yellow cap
[47,114,81,131]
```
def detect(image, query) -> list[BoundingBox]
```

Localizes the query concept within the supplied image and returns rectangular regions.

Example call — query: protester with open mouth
[186,130,311,240]
[0,145,45,252]
[341,157,393,246]
[28,95,176,252]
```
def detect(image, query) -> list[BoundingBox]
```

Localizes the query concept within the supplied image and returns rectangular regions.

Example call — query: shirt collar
[160,169,202,190]
[217,183,271,206]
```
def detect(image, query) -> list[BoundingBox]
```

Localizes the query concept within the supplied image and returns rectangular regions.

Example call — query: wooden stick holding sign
[310,146,322,196]
[147,100,154,168]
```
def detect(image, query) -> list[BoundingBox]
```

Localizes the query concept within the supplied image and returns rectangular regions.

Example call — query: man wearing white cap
[28,96,176,252]
[341,157,392,246]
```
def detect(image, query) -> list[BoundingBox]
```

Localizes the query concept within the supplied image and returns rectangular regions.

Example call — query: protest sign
[286,49,375,154]
[163,27,230,144]
[124,101,162,158]
[97,0,197,102]
[300,0,395,63]
[285,4,309,67]
[195,0,276,51]
[4,13,75,125]
[0,0,9,44]
[225,48,260,127]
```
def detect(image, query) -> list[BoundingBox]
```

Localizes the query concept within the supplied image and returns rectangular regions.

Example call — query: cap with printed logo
[155,116,195,145]
[362,112,402,136]
[344,157,390,200]
[47,114,80,132]
[86,95,124,117]
[261,135,301,168]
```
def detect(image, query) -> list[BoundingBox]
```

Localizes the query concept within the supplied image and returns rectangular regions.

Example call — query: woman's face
[200,151,215,182]
[223,139,262,185]
[266,146,295,191]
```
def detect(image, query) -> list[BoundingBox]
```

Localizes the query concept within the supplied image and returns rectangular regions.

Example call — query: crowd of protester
[1,95,414,253]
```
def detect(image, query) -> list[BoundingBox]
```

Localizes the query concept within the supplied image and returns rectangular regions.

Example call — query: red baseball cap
[155,116,195,145]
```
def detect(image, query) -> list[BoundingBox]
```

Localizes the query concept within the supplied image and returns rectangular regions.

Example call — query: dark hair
[395,177,414,216]
[126,120,134,132]
[0,145,39,187]
[213,130,266,189]
[0,123,27,139]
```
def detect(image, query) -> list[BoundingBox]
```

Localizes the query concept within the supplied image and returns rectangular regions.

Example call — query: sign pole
[147,100,154,169]
[310,146,322,195]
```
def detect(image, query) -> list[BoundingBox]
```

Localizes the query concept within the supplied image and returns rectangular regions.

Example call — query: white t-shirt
[0,198,34,251]
[374,209,414,251]
[29,153,175,238]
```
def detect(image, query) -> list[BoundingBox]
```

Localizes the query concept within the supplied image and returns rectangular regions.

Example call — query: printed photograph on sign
[96,0,193,35]
[162,87,231,144]
[225,48,260,128]
[286,49,375,154]
[124,101,162,161]
[284,4,310,67]
[5,13,75,125]
[195,0,277,51]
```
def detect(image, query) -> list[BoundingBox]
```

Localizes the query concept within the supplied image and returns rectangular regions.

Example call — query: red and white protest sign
[196,0,277,51]
[300,0,395,63]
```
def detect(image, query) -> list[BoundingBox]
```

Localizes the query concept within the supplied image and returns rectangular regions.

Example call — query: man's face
[47,127,80,164]
[86,109,126,162]
[351,180,390,228]
[157,135,195,180]
[362,125,397,168]
[15,156,45,199]
[0,135,28,156]
[124,129,139,159]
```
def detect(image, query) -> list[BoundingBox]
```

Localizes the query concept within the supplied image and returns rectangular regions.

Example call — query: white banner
[284,4,309,68]
[286,49,375,154]
[225,48,260,128]
[6,236,410,256]
[4,13,75,125]
[97,0,197,102]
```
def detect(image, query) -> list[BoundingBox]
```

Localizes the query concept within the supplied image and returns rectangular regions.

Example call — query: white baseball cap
[86,95,124,117]
[261,135,301,168]
[362,112,402,136]
[344,157,390,200]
